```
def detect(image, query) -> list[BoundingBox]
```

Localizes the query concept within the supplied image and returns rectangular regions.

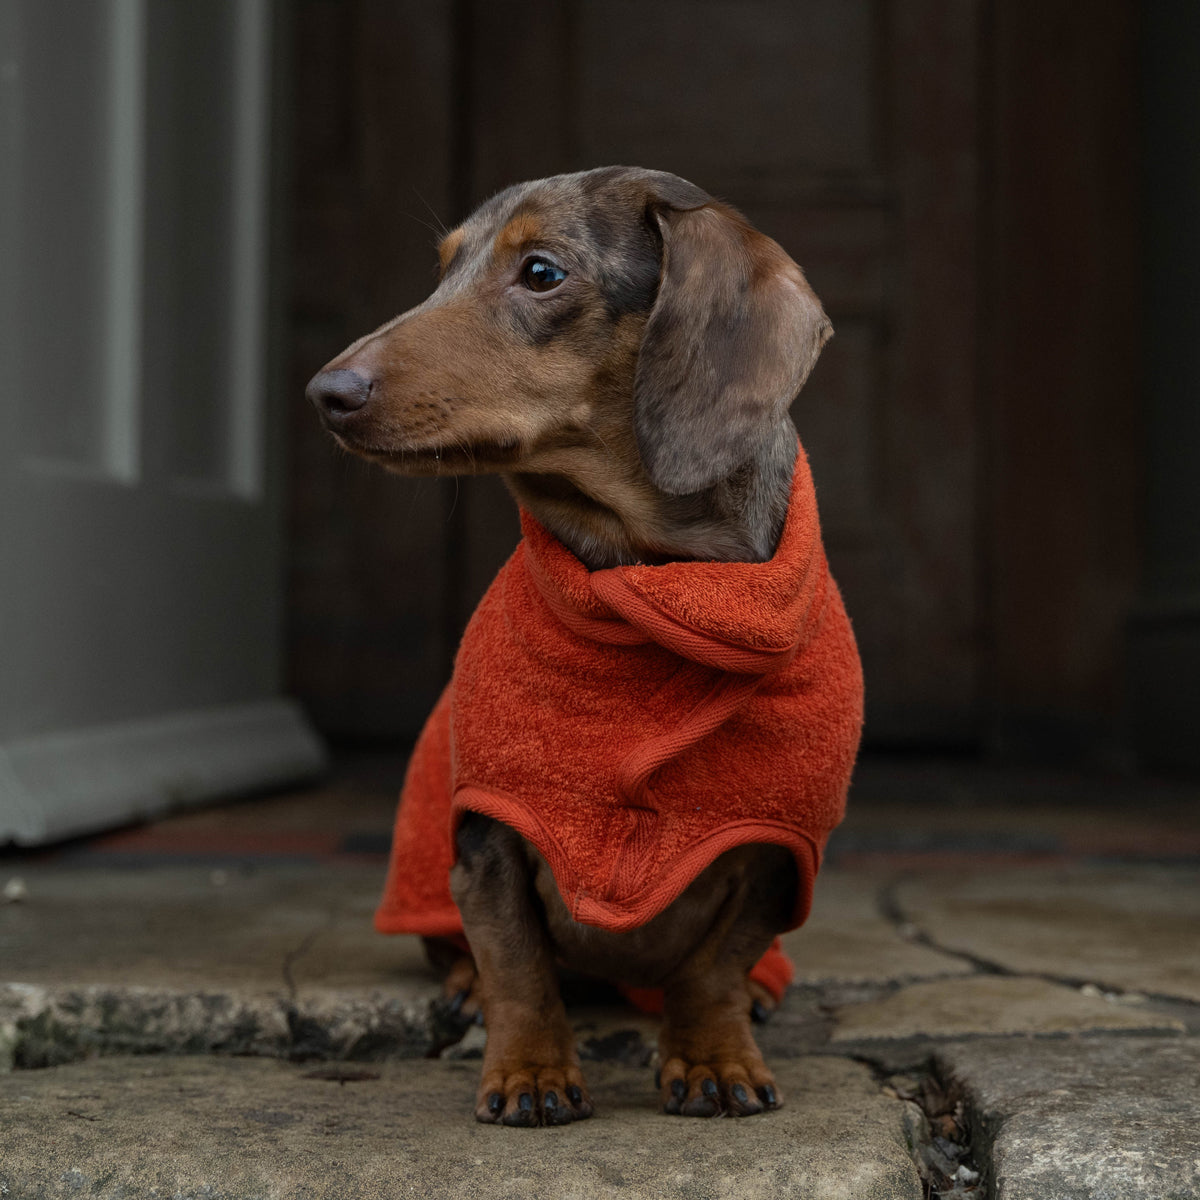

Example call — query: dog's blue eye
[522,258,568,293]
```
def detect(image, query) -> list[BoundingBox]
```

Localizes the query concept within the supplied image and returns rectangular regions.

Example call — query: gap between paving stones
[872,1056,987,1200]
[935,1037,1200,1200]
[877,880,1009,978]
[876,876,1200,1024]
[855,877,1200,1197]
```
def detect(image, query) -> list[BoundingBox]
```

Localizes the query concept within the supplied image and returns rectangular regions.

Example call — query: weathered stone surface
[0,862,419,991]
[6,863,972,997]
[831,975,1186,1042]
[783,869,973,985]
[940,1036,1200,1200]
[0,864,439,1066]
[0,861,970,1070]
[0,1054,922,1200]
[895,866,1200,1001]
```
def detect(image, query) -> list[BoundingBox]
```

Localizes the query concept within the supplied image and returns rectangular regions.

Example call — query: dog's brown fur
[309,166,832,1125]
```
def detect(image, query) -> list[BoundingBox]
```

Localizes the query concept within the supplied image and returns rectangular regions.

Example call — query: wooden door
[289,0,983,747]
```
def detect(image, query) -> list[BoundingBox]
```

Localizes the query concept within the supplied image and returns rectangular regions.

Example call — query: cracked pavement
[1,759,1198,1198]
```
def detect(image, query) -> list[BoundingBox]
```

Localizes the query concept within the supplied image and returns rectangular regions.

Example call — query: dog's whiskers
[410,186,450,238]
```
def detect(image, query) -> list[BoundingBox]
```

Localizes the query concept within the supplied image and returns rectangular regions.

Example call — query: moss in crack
[856,1052,989,1200]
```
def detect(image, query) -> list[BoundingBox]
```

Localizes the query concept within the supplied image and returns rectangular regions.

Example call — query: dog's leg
[450,812,594,1127]
[659,963,779,1117]
[657,844,796,1118]
[422,937,483,1055]
[423,937,482,1019]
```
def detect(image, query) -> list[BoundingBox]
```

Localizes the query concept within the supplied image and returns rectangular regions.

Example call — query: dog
[308,166,862,1126]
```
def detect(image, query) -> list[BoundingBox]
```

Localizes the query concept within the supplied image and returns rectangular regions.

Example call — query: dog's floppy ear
[634,191,832,495]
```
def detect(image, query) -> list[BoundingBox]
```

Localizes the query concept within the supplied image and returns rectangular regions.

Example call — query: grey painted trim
[102,0,145,484]
[227,0,270,500]
[0,700,328,846]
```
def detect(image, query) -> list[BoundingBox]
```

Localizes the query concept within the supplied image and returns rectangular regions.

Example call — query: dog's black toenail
[732,1084,749,1104]
[701,1077,718,1099]
[567,1085,583,1105]
[487,1092,504,1115]
[671,1079,687,1100]
[449,989,468,1015]
[760,1084,777,1106]
[751,999,769,1023]
[544,1091,572,1127]
[518,1092,533,1112]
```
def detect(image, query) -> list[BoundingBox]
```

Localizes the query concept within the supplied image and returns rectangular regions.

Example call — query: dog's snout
[307,368,372,420]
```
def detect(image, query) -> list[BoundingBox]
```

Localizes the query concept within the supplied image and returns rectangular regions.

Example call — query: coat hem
[450,783,824,933]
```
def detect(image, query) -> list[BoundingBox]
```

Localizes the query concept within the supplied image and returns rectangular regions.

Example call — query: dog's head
[308,166,831,495]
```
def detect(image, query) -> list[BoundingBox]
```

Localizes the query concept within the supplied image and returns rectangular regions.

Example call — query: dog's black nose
[307,368,371,419]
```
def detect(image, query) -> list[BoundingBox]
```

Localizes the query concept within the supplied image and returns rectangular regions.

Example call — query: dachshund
[307,166,852,1127]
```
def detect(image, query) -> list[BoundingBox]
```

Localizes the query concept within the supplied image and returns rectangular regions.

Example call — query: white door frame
[0,0,324,845]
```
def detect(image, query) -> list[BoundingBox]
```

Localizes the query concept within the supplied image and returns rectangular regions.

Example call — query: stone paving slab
[783,869,974,985]
[0,1054,922,1200]
[1,864,970,994]
[895,865,1200,1001]
[0,861,974,1068]
[830,974,1187,1042]
[0,864,440,1067]
[939,1036,1200,1200]
[0,862,409,991]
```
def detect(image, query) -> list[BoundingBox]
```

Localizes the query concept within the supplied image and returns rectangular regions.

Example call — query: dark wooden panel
[287,0,460,740]
[464,0,576,199]
[984,0,1142,760]
[793,318,882,539]
[868,0,981,740]
[576,0,879,188]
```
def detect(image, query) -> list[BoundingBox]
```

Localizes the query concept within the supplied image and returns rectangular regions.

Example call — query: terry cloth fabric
[375,443,863,1002]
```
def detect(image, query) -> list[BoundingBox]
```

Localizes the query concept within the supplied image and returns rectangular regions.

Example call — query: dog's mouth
[332,431,524,474]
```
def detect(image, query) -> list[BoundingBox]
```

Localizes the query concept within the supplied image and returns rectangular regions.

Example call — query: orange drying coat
[376,445,863,1001]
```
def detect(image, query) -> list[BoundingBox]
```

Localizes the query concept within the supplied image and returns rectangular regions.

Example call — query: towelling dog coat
[376,445,864,1004]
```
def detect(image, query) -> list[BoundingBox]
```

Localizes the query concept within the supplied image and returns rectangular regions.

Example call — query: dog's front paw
[475,1065,594,1127]
[658,1055,781,1118]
